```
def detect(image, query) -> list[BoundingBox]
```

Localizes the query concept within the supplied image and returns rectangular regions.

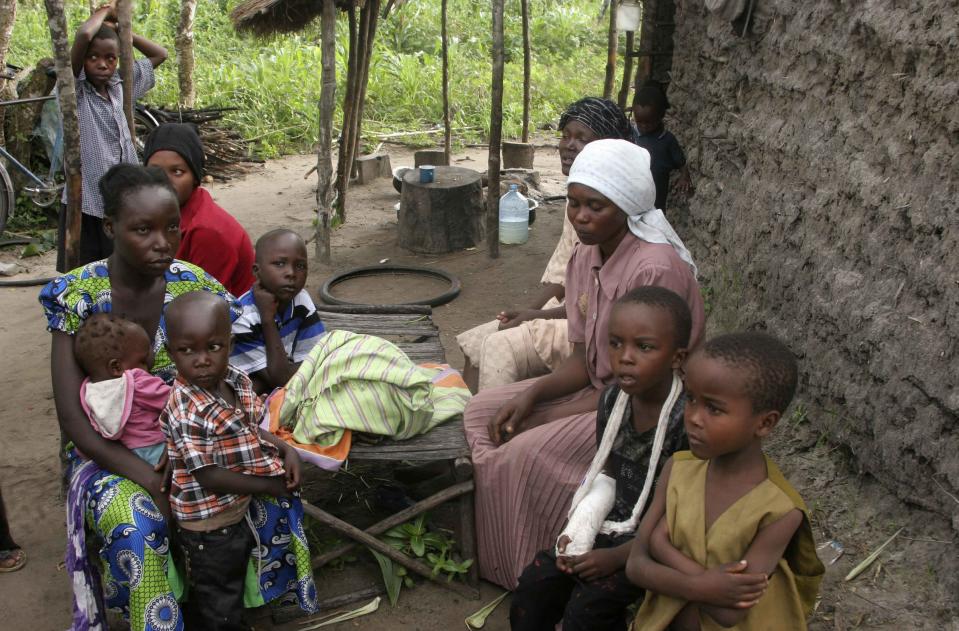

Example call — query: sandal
[0,548,26,573]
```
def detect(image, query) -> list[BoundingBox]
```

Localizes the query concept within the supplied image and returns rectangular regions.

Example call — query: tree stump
[502,141,534,169]
[399,166,484,254]
[355,153,392,184]
[414,149,449,167]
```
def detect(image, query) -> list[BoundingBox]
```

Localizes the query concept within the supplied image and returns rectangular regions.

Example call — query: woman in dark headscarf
[456,97,634,393]
[144,123,255,296]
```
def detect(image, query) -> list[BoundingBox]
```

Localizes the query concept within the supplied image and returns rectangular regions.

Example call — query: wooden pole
[441,0,452,162]
[175,0,197,108]
[334,5,360,221]
[315,0,337,264]
[350,0,379,175]
[43,0,83,270]
[520,0,531,143]
[117,0,135,137]
[617,29,634,110]
[487,0,504,259]
[635,0,656,88]
[0,0,17,147]
[602,0,618,100]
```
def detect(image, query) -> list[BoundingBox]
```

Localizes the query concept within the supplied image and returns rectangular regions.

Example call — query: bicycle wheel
[133,107,159,160]
[0,162,13,235]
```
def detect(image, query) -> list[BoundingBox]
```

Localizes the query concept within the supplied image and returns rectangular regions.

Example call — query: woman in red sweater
[144,123,255,297]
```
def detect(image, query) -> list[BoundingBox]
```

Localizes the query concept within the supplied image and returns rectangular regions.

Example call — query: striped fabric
[463,378,599,589]
[230,288,326,375]
[278,330,471,448]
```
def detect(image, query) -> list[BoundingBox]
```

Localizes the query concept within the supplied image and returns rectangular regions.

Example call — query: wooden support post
[520,0,531,143]
[635,0,657,88]
[441,0,452,162]
[334,4,361,222]
[176,0,198,108]
[617,30,634,110]
[487,0,504,259]
[117,0,134,138]
[603,0,618,100]
[0,0,18,147]
[44,0,83,270]
[351,0,379,180]
[315,0,336,264]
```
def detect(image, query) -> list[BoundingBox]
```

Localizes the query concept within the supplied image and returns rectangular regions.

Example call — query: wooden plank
[311,480,474,568]
[316,304,433,316]
[302,501,477,599]
[349,421,469,461]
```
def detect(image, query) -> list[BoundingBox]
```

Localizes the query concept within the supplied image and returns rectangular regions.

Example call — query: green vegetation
[9,0,610,157]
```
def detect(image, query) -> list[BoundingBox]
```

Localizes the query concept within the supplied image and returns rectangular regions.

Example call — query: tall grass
[8,0,610,157]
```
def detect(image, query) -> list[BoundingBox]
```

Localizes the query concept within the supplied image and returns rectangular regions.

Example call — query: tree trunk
[487,0,505,258]
[617,30,634,110]
[43,0,83,270]
[603,0,618,99]
[441,0,451,162]
[0,0,18,148]
[315,0,337,264]
[176,0,198,108]
[520,0,531,143]
[117,0,135,137]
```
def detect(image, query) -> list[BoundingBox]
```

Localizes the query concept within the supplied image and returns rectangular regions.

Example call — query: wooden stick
[440,0,451,162]
[334,4,359,221]
[487,0,504,259]
[315,0,336,265]
[617,29,634,110]
[117,0,134,137]
[43,0,83,271]
[310,480,474,568]
[603,0,618,99]
[302,501,477,599]
[520,0,531,143]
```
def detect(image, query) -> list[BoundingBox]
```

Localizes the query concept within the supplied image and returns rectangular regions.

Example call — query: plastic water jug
[499,184,530,245]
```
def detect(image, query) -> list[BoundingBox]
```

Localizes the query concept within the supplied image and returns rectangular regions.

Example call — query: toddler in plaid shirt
[161,291,306,630]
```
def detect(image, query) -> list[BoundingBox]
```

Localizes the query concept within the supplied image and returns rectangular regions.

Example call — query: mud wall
[666,0,958,527]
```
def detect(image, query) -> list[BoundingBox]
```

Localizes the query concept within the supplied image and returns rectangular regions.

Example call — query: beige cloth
[456,297,574,391]
[456,207,579,391]
[540,212,579,285]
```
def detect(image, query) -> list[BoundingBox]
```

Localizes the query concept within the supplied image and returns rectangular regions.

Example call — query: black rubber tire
[320,264,461,307]
[0,276,55,287]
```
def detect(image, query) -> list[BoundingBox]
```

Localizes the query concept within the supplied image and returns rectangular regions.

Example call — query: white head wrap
[567,139,698,276]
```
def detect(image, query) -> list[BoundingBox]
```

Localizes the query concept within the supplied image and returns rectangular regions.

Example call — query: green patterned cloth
[279,330,471,446]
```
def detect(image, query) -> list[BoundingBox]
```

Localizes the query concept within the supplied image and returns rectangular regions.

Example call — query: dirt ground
[0,145,955,630]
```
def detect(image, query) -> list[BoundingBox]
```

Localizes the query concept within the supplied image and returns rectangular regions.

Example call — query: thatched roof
[231,0,409,36]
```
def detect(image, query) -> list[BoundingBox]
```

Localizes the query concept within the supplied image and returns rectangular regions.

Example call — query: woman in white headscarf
[463,139,706,589]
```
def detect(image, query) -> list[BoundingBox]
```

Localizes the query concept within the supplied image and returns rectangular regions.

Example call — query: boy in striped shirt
[231,229,326,393]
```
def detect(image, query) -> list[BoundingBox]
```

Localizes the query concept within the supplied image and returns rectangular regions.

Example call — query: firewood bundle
[142,105,260,181]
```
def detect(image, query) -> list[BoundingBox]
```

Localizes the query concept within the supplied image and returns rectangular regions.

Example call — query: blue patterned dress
[40,260,318,630]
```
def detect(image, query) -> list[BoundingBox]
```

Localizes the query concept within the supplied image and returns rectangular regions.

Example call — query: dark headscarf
[143,123,205,182]
[558,97,632,141]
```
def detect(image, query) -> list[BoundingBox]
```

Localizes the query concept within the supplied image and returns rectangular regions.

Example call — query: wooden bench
[300,304,479,599]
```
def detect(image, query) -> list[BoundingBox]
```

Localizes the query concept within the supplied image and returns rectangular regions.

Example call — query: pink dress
[463,233,704,588]
[80,368,171,465]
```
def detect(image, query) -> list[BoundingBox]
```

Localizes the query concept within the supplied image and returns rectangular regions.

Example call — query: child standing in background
[161,292,317,629]
[627,332,824,630]
[632,84,693,212]
[69,1,167,264]
[76,313,170,468]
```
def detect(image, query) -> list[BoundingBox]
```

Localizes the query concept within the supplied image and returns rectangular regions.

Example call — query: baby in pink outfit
[75,313,170,466]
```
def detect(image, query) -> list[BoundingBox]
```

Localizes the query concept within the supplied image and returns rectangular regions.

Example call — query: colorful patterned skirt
[65,451,318,631]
